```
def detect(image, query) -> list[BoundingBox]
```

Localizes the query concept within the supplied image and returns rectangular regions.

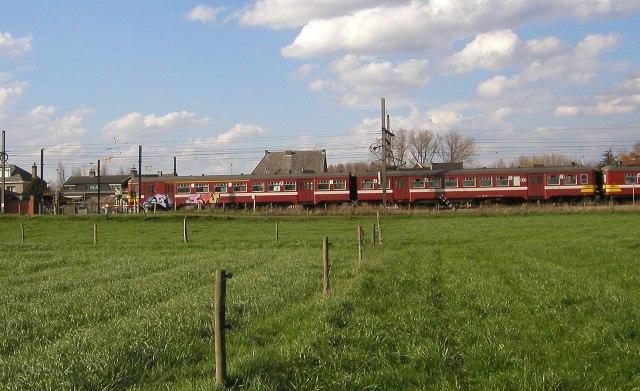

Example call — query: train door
[394,177,410,202]
[298,179,314,204]
[528,175,544,198]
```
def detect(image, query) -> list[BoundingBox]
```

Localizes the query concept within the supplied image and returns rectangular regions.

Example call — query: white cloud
[0,32,32,58]
[310,54,430,106]
[554,74,640,116]
[214,123,267,142]
[0,81,28,111]
[291,63,317,79]
[477,75,509,98]
[449,30,520,72]
[240,0,401,29]
[486,106,512,122]
[186,5,224,23]
[278,0,639,58]
[525,36,562,57]
[102,111,211,139]
[555,105,580,116]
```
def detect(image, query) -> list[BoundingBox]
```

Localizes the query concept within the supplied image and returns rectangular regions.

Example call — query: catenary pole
[1,130,5,213]
[97,159,101,214]
[138,145,142,212]
[381,98,387,207]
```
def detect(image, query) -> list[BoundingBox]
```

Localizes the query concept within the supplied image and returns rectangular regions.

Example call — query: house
[61,168,130,202]
[252,150,327,175]
[1,163,46,198]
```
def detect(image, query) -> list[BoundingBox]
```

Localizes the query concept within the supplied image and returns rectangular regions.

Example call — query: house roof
[252,150,327,175]
[64,175,130,185]
[3,164,46,184]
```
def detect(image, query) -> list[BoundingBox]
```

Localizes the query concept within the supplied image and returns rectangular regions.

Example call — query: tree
[408,129,439,167]
[599,147,617,167]
[70,166,85,177]
[437,131,477,165]
[634,140,640,155]
[389,129,409,168]
[55,161,67,189]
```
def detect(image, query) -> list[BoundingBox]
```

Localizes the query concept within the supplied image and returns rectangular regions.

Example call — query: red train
[131,165,640,209]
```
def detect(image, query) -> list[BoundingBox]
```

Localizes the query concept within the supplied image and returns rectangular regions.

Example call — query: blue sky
[1,1,639,181]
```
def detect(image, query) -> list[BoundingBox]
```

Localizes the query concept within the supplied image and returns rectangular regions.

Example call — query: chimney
[31,163,38,179]
[89,168,96,177]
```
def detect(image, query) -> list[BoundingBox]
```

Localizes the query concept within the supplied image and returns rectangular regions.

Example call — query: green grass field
[1,211,639,390]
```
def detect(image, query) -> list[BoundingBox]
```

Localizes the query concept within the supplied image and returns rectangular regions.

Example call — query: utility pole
[138,145,142,212]
[39,148,44,214]
[380,99,394,207]
[1,130,5,213]
[97,159,101,214]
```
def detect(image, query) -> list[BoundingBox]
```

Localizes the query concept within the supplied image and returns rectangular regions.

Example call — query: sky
[0,0,639,183]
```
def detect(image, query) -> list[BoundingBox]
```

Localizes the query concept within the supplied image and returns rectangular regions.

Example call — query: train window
[177,184,190,193]
[317,180,330,190]
[411,178,425,188]
[361,180,374,190]
[564,175,577,185]
[284,181,296,191]
[444,178,458,188]
[268,182,280,192]
[624,174,639,184]
[428,177,442,189]
[233,182,247,192]
[546,176,560,185]
[213,183,227,192]
[463,177,476,187]
[496,177,509,187]
[334,180,346,190]
[195,183,209,193]
[252,183,264,192]
[480,177,492,187]
[378,179,391,190]
[580,174,589,184]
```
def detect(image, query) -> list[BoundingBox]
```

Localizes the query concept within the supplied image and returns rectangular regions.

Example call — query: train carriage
[601,165,640,199]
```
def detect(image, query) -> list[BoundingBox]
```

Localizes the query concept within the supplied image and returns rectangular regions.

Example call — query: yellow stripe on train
[580,185,596,193]
[603,184,621,193]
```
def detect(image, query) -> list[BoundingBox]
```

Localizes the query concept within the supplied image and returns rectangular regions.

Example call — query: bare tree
[327,161,376,173]
[408,129,438,166]
[634,140,640,155]
[511,153,573,167]
[389,129,409,168]
[99,162,109,176]
[437,131,477,165]
[55,161,67,189]
[70,166,85,177]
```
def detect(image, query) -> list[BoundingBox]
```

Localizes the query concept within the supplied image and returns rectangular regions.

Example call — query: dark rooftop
[252,150,327,175]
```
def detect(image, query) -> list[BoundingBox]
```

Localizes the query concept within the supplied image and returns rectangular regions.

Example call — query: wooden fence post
[20,222,24,244]
[275,221,279,243]
[183,218,188,243]
[357,225,363,262]
[323,237,330,295]
[371,223,376,248]
[214,269,227,386]
[376,212,383,245]
[93,224,98,246]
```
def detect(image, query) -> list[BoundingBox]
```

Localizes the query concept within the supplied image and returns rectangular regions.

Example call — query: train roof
[130,171,350,183]
[601,165,640,171]
[384,166,599,176]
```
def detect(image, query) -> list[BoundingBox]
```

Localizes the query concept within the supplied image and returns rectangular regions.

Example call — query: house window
[411,178,425,188]
[496,176,509,187]
[88,184,98,190]
[428,177,442,189]
[444,178,458,188]
[268,182,280,192]
[177,184,190,194]
[334,180,346,190]
[580,174,589,185]
[195,183,210,193]
[6,186,16,192]
[63,185,76,190]
[564,175,577,185]
[624,173,639,184]
[283,181,296,191]
[480,177,492,187]
[361,180,374,190]
[463,177,476,187]
[546,175,560,185]
[252,183,264,192]
[108,184,121,190]
[317,180,330,190]
[233,182,247,192]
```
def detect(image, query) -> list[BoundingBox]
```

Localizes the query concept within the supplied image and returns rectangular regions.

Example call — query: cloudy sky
[1,1,639,182]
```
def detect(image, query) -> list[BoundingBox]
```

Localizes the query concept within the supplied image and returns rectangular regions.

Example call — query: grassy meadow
[0,210,639,389]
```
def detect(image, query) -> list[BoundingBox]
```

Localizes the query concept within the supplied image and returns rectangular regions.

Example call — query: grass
[0,211,639,390]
